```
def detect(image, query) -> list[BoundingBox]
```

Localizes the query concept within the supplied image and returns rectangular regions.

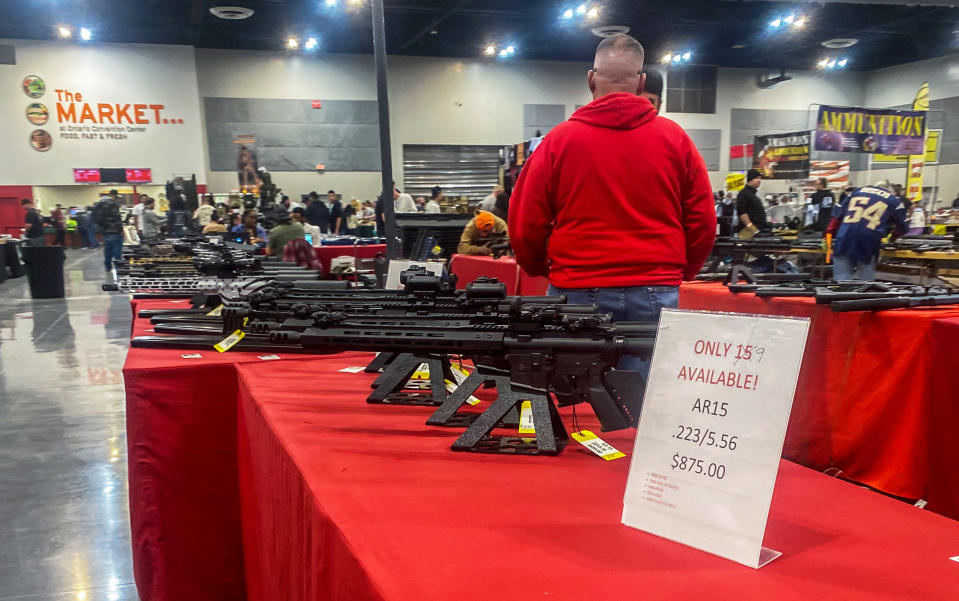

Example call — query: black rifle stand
[425,368,520,428]
[450,375,568,456]
[364,351,396,373]
[366,353,452,406]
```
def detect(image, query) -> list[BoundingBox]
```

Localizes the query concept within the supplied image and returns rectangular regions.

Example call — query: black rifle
[831,294,959,312]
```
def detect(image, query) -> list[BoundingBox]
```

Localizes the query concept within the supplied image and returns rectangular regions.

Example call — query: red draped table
[449,254,548,295]
[680,281,959,519]
[122,298,366,601]
[235,358,959,601]
[312,243,386,276]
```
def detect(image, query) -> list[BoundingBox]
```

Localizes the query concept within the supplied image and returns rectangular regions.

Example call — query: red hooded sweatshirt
[509,93,716,288]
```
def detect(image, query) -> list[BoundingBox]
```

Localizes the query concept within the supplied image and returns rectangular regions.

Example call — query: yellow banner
[906,83,929,202]
[873,130,939,163]
[725,172,745,191]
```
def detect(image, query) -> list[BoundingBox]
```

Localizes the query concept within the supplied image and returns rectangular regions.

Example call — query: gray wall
[686,129,721,171]
[204,97,381,172]
[523,104,565,140]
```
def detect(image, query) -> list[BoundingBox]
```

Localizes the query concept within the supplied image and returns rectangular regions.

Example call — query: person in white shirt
[131,194,148,232]
[193,195,216,227]
[479,185,504,212]
[394,188,417,213]
[425,197,441,213]
[292,207,321,244]
[907,202,926,236]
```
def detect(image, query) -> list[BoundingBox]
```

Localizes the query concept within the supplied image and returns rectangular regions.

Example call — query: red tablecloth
[313,244,386,276]
[236,358,959,601]
[928,317,959,519]
[680,281,959,517]
[123,299,367,601]
[449,254,548,295]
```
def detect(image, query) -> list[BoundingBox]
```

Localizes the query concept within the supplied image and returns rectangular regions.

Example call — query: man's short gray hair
[596,34,645,62]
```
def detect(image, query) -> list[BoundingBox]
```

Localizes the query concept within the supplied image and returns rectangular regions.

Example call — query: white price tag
[518,400,535,434]
[622,309,810,569]
[447,364,480,405]
[339,366,366,373]
[180,353,202,359]
[258,355,281,361]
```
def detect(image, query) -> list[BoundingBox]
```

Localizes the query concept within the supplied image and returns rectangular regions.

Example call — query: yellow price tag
[571,430,625,460]
[206,305,223,316]
[214,329,246,353]
[518,400,535,434]
[411,362,430,380]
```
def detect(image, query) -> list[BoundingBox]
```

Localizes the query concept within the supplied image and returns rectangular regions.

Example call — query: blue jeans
[548,285,678,378]
[833,254,876,281]
[84,226,100,248]
[102,234,123,271]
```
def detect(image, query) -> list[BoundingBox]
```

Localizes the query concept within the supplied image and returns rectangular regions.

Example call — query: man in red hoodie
[509,34,716,374]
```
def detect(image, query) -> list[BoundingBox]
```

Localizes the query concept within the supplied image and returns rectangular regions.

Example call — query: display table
[680,281,959,518]
[235,358,959,601]
[312,243,386,277]
[449,254,548,295]
[123,299,366,601]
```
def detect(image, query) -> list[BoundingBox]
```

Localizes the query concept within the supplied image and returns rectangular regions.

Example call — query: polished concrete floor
[0,249,138,600]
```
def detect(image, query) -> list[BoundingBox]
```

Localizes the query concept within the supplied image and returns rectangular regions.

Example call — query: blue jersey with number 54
[831,186,908,262]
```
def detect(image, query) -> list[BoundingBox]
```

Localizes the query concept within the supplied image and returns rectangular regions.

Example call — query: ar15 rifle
[261,311,653,455]
[830,293,959,312]
[474,231,511,259]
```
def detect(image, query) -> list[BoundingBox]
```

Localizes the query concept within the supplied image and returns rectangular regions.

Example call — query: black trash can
[21,245,66,299]
[2,240,25,279]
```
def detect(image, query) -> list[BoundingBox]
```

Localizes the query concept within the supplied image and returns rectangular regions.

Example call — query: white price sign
[622,309,809,568]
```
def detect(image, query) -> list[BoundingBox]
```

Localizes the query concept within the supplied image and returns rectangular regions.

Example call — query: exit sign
[311,100,322,109]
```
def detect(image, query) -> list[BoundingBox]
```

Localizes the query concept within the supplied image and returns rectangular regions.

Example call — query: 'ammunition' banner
[814,105,926,155]
[752,131,810,180]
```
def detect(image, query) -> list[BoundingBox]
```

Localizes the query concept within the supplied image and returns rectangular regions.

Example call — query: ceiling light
[770,18,781,28]
[576,4,587,15]
[793,17,806,29]
[209,6,255,20]
[837,58,848,67]
[80,28,91,41]
[672,54,682,63]
[305,37,318,50]
[683,52,691,61]
[506,45,515,54]
[661,53,672,63]
[822,38,858,49]
[562,9,574,19]
[287,37,298,49]
[325,0,337,5]
[349,0,363,3]
[783,14,794,24]
[587,7,599,19]
[827,60,837,69]
[499,49,508,57]
[58,26,72,39]
[818,58,829,69]
[484,45,496,56]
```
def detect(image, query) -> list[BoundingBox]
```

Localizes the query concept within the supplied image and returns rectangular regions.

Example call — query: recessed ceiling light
[430,30,438,35]
[287,37,299,49]
[209,6,255,20]
[58,26,72,38]
[484,45,496,56]
[79,28,92,41]
[591,25,630,38]
[822,38,858,49]
[731,44,746,49]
